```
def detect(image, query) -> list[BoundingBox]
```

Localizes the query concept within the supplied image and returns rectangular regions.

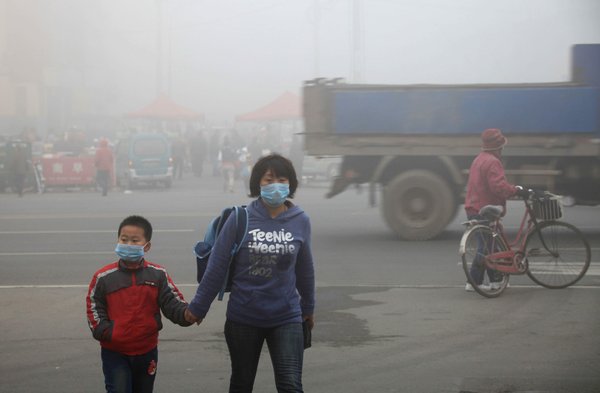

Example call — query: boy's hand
[100,327,111,341]
[184,308,203,325]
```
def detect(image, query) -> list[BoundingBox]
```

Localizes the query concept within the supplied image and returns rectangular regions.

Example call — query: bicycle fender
[459,224,491,255]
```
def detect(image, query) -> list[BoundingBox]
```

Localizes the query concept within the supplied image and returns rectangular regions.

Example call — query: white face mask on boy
[115,243,147,262]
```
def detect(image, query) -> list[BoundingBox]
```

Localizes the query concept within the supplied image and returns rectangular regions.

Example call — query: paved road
[1,175,599,392]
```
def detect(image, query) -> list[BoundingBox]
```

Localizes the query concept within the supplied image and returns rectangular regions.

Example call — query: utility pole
[156,0,164,96]
[350,0,364,83]
[313,0,321,77]
[167,14,172,97]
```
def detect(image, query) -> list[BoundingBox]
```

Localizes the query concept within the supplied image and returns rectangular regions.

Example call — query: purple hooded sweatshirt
[188,198,315,327]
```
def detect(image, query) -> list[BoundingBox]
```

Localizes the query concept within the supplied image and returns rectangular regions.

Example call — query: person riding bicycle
[464,128,528,291]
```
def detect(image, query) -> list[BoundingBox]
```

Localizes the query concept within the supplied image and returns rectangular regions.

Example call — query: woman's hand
[184,308,203,325]
[303,315,314,330]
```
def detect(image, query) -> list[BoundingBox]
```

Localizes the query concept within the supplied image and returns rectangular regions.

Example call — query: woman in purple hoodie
[186,153,315,393]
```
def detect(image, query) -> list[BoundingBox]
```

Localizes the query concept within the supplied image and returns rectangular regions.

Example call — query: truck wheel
[382,170,455,240]
[326,163,340,180]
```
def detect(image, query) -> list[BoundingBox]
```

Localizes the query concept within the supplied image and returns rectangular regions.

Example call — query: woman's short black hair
[249,153,298,198]
[118,215,153,241]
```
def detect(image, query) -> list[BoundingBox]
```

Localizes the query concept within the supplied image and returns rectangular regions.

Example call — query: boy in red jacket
[86,215,191,393]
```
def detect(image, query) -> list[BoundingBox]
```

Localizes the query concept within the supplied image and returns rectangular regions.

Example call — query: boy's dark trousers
[101,347,157,393]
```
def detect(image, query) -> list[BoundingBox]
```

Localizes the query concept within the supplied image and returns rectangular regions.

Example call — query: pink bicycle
[460,189,591,298]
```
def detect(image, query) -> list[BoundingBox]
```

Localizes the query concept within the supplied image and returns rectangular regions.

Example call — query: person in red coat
[464,129,527,291]
[95,139,114,196]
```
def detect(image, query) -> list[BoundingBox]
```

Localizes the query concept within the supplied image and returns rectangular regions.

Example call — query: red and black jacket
[86,259,191,355]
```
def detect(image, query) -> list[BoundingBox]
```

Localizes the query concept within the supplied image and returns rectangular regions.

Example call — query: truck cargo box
[331,85,600,135]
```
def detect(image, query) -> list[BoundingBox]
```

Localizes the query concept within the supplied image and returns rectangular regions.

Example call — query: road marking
[0,285,92,289]
[0,212,212,220]
[0,283,598,289]
[0,251,115,256]
[0,229,194,235]
[455,262,600,276]
[314,283,600,289]
[501,225,599,231]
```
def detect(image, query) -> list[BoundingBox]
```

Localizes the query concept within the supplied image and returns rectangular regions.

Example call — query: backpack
[194,206,248,301]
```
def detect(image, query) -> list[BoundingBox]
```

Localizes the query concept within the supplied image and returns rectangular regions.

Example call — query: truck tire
[326,163,340,180]
[382,170,455,240]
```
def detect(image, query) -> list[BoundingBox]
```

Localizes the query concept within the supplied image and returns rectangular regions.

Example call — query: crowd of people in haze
[170,125,299,194]
[0,124,304,197]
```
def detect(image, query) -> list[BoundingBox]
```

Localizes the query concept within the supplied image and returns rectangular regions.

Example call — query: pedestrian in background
[171,136,186,180]
[209,130,221,176]
[9,143,29,197]
[219,136,237,193]
[238,146,252,195]
[94,139,114,197]
[190,131,207,177]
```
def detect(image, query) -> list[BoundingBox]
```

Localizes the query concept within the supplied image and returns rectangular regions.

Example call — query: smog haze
[1,0,600,130]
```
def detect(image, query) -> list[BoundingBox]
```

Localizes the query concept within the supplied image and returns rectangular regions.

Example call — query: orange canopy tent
[126,94,203,121]
[235,91,301,122]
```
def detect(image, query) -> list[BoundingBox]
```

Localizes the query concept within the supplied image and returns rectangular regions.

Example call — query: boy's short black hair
[118,215,153,241]
[249,154,298,198]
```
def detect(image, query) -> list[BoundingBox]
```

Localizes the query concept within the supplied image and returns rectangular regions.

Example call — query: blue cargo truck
[303,44,600,240]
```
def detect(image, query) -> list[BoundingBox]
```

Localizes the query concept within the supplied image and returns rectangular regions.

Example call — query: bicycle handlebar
[515,186,557,201]
[514,185,531,199]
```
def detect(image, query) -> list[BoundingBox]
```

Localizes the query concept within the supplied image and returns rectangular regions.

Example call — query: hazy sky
[49,0,600,124]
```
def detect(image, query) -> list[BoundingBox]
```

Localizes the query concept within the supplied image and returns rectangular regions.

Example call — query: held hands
[184,308,203,325]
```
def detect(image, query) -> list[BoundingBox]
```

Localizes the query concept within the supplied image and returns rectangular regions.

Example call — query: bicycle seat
[479,205,503,221]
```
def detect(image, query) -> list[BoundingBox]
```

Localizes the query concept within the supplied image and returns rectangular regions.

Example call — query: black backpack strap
[232,205,248,254]
[216,207,233,235]
[218,205,248,301]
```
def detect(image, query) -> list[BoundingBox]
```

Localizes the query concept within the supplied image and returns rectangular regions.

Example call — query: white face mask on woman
[260,183,290,207]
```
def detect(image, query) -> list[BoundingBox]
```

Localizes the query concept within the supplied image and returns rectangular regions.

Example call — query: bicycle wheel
[460,225,510,298]
[525,220,591,289]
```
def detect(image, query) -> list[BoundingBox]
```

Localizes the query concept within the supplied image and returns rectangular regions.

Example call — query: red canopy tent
[126,94,203,121]
[235,91,301,122]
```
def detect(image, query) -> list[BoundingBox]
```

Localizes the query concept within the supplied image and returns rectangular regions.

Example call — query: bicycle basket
[532,196,562,220]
